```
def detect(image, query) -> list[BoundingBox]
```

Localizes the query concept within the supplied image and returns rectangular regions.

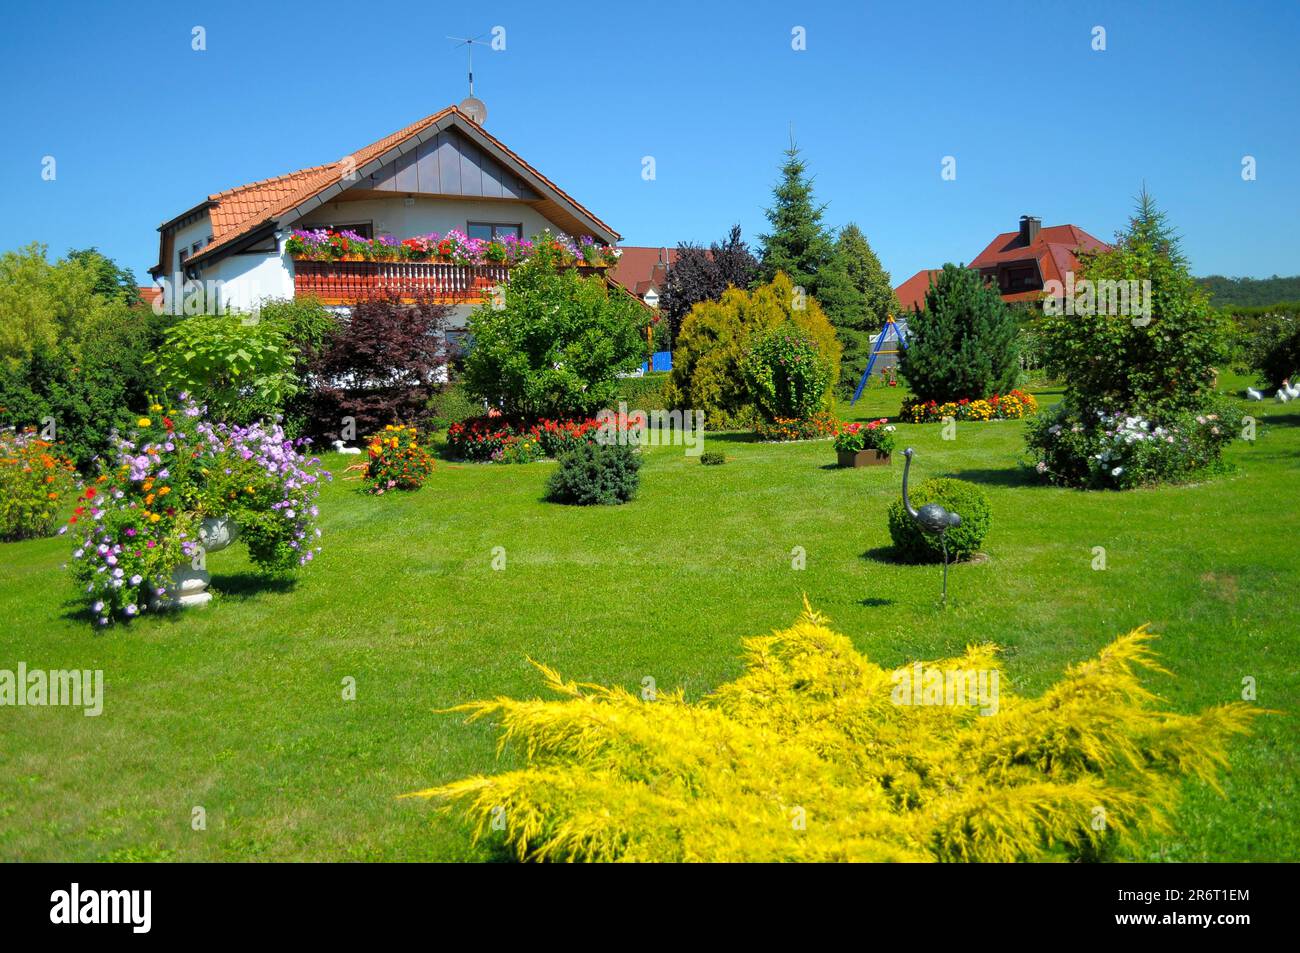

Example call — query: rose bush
[1024,397,1242,490]
[741,324,833,423]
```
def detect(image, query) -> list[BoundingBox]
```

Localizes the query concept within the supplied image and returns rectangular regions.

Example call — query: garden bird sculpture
[901,447,962,605]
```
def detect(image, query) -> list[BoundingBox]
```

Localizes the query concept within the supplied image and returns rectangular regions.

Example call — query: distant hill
[1196,275,1300,308]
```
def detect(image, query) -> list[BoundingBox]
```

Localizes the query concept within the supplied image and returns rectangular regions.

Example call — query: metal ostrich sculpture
[901,447,962,604]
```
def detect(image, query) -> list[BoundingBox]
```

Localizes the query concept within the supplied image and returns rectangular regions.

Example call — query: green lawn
[1,375,1296,862]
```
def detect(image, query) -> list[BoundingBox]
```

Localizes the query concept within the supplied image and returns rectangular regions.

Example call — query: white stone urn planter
[160,517,239,609]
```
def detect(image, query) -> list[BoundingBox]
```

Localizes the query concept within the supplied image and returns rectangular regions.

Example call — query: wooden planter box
[838,449,892,468]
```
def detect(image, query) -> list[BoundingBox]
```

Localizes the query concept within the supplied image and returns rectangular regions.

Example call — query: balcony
[292,259,610,306]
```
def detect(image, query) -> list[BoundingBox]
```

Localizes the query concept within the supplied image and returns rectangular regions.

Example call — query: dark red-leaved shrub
[308,295,451,439]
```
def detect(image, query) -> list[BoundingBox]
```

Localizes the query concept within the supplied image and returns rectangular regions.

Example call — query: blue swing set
[850,315,909,405]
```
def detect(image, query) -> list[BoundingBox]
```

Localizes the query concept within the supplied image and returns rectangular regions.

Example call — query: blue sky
[2,0,1297,285]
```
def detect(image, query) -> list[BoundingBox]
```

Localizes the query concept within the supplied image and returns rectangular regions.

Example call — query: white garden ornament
[160,517,239,609]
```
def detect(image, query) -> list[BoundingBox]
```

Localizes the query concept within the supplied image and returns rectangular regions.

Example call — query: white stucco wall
[171,217,213,269]
[207,246,295,314]
[154,215,216,313]
[298,195,565,242]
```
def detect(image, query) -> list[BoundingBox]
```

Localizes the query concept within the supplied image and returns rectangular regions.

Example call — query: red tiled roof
[969,224,1111,291]
[179,106,618,268]
[137,287,162,308]
[896,223,1111,310]
[894,269,942,312]
[206,165,335,241]
[609,246,677,298]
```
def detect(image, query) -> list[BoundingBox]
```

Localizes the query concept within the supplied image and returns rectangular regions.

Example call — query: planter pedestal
[156,517,239,610]
[168,565,214,608]
[838,449,892,468]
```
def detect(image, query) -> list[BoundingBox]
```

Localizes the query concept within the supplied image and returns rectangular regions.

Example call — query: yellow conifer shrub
[405,603,1261,862]
[664,273,842,429]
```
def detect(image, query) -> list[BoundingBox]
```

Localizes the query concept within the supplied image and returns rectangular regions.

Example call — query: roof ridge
[181,104,617,269]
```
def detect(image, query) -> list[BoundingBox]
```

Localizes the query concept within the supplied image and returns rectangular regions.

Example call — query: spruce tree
[899,264,1020,403]
[822,223,898,398]
[837,224,897,329]
[1039,188,1228,416]
[758,143,835,293]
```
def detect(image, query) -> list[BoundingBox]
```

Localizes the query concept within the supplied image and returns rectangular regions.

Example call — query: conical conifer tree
[899,263,1020,402]
[758,142,835,293]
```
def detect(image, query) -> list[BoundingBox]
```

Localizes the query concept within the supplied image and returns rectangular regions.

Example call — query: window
[467,222,522,242]
[1004,266,1038,290]
[306,222,373,238]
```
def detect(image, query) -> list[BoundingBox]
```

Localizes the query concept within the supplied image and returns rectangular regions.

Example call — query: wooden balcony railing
[292,259,612,306]
[292,259,512,305]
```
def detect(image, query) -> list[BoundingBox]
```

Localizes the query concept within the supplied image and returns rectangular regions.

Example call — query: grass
[0,373,1296,862]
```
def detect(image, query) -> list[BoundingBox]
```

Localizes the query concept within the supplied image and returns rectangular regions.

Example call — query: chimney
[1019,215,1041,246]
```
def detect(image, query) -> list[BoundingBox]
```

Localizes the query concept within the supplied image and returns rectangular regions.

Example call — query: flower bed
[286,227,621,268]
[832,418,896,455]
[66,397,329,625]
[1024,399,1242,490]
[447,415,620,463]
[873,366,899,388]
[754,411,838,442]
[899,389,1039,424]
[364,425,435,493]
[1,430,79,541]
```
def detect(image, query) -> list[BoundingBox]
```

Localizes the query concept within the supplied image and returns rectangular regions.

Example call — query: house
[609,246,677,310]
[149,101,620,330]
[894,216,1112,311]
[893,269,942,315]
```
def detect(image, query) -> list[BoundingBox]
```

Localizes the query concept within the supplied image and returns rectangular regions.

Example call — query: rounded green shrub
[700,451,725,466]
[741,323,832,421]
[426,383,482,430]
[546,440,641,505]
[887,477,991,562]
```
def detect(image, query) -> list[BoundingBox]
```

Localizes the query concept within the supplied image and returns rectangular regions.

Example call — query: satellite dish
[458,96,487,125]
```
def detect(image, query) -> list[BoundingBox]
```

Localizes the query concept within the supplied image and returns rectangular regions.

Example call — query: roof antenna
[448,34,489,124]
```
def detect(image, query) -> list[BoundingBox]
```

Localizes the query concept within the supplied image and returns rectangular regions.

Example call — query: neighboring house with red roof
[608,246,677,309]
[894,216,1111,312]
[893,269,943,314]
[149,101,619,323]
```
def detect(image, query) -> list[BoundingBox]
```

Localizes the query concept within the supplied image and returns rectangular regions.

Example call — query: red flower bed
[447,415,620,462]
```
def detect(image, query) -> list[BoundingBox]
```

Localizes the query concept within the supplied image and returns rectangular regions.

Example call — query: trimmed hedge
[886,477,991,563]
[614,372,671,412]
